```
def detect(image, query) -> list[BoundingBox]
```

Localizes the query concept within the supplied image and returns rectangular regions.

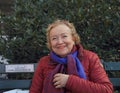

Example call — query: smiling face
[49,24,75,57]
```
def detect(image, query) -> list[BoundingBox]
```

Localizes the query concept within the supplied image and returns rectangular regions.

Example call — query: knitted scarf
[43,47,86,93]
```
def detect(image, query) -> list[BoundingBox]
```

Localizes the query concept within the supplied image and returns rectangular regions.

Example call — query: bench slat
[110,78,120,87]
[0,80,31,89]
[103,62,120,71]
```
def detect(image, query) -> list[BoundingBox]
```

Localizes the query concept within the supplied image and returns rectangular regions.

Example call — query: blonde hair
[46,19,80,50]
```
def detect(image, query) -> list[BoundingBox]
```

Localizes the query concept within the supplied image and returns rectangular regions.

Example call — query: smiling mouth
[57,46,65,49]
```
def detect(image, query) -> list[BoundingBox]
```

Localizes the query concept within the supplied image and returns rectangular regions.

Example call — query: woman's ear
[72,36,76,44]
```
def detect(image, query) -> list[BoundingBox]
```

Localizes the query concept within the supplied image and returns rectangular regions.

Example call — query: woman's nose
[57,38,63,44]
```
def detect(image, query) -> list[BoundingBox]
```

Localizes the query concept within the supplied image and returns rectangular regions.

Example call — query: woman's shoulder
[78,44,98,59]
[40,55,50,61]
[37,55,51,66]
[83,49,98,57]
[82,49,100,62]
[82,49,102,69]
[37,55,56,71]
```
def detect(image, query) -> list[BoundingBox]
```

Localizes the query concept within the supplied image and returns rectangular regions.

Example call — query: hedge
[0,0,119,64]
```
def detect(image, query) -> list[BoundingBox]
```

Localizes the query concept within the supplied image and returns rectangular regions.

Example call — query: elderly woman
[30,20,113,93]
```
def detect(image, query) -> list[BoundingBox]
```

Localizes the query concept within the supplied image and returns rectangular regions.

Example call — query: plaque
[5,64,34,72]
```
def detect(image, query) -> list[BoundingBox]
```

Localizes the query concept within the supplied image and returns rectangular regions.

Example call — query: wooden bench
[102,61,120,90]
[0,63,37,91]
[0,61,120,91]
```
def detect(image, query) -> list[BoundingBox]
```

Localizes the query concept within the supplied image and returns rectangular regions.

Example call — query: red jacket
[30,47,113,93]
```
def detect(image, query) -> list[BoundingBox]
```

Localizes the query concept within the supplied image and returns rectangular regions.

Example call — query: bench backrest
[0,63,37,90]
[0,62,120,90]
[102,62,120,88]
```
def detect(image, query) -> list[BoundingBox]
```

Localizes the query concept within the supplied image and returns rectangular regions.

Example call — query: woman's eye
[52,37,57,40]
[63,35,67,38]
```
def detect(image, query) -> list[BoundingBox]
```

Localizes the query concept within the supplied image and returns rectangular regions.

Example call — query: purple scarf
[43,51,86,93]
